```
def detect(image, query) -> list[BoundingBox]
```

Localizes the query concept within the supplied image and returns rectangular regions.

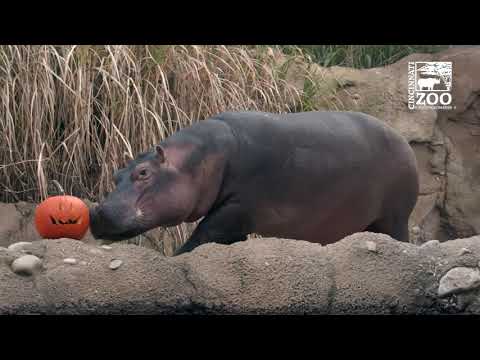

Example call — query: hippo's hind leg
[366,159,418,243]
[365,215,410,242]
[174,203,249,256]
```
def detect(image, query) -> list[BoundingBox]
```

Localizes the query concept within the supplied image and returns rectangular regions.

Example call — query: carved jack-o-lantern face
[34,195,90,240]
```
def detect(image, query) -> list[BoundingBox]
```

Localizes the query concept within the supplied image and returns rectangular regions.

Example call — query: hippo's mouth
[89,206,148,241]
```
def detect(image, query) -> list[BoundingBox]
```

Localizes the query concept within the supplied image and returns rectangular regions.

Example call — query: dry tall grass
[0,45,313,203]
[0,45,316,252]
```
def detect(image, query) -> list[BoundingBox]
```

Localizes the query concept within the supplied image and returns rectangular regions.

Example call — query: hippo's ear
[155,145,166,164]
[123,152,134,165]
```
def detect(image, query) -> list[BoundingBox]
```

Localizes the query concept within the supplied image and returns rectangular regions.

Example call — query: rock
[438,267,480,297]
[459,248,472,255]
[11,255,42,276]
[8,242,32,253]
[109,259,123,270]
[405,50,480,241]
[63,258,77,265]
[366,241,377,252]
[100,245,112,250]
[421,240,440,247]
[80,261,87,266]
[412,226,421,235]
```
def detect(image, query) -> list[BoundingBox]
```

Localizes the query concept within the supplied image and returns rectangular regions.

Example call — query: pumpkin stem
[51,180,65,196]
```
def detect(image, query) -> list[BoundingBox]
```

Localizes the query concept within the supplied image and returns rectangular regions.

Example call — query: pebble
[366,241,377,252]
[8,242,32,253]
[438,267,480,297]
[421,240,440,247]
[63,258,77,265]
[412,226,421,235]
[101,245,112,250]
[11,255,42,276]
[109,259,123,270]
[80,261,87,266]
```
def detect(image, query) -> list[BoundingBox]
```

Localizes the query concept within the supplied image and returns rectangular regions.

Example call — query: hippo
[90,111,419,255]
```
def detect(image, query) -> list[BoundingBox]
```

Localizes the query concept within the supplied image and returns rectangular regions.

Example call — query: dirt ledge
[2,232,480,314]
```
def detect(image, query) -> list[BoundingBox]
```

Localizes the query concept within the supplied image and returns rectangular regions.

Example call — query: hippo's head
[89,145,196,241]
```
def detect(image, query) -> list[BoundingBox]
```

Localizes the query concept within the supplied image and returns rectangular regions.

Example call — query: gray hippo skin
[90,111,419,255]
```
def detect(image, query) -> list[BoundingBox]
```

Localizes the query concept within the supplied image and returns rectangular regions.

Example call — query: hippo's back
[207,111,413,199]
[211,110,408,164]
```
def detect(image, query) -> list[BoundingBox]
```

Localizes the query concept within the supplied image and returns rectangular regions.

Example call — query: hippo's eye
[137,168,149,180]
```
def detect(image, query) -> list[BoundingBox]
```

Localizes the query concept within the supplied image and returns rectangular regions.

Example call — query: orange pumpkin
[34,195,90,240]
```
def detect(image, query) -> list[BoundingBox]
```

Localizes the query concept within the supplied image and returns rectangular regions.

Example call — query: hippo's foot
[174,204,249,256]
[174,231,247,256]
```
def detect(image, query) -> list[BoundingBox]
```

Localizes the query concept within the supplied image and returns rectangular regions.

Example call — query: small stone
[80,261,87,266]
[63,258,77,265]
[11,255,42,276]
[421,240,440,247]
[265,262,270,266]
[438,267,480,297]
[459,248,472,256]
[101,245,112,250]
[8,242,32,253]
[366,241,377,252]
[109,259,123,270]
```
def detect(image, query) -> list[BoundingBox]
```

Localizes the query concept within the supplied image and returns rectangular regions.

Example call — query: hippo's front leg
[173,203,248,256]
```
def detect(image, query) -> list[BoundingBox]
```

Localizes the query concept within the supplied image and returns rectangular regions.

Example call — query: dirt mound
[2,233,480,314]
